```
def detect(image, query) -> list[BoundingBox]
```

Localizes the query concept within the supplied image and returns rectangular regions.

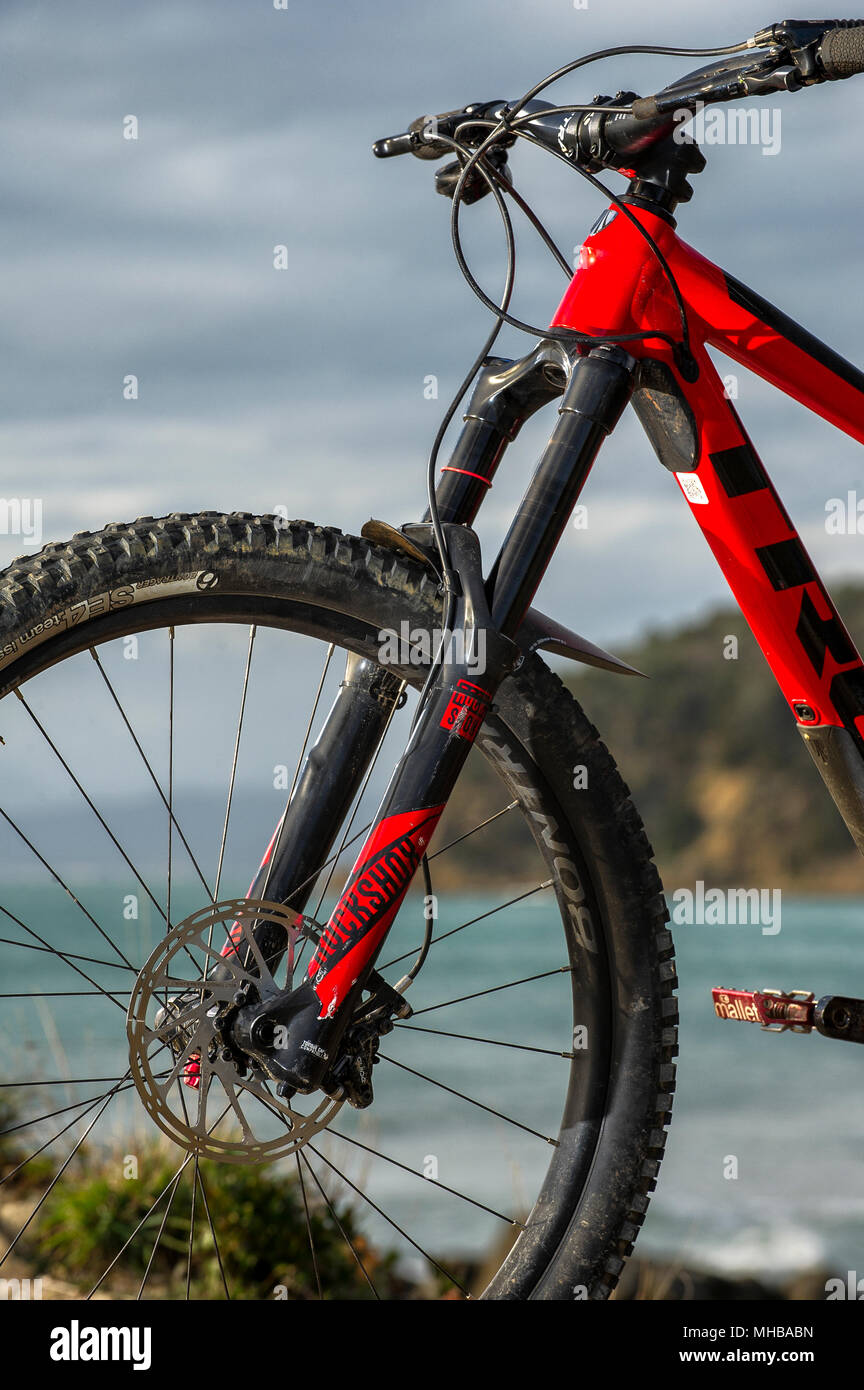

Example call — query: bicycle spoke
[295,1152,322,1300]
[380,877,554,971]
[13,688,167,924]
[90,644,214,902]
[213,625,256,903]
[299,1151,380,1300]
[89,1151,196,1298]
[136,1165,185,1301]
[0,989,132,999]
[0,1074,129,1266]
[308,1142,470,1297]
[158,630,219,981]
[395,1022,574,1057]
[0,1077,144,1189]
[0,905,131,1013]
[167,625,175,939]
[379,1054,557,1145]
[0,1074,166,1144]
[87,1101,231,1297]
[0,1075,134,1088]
[329,1126,521,1226]
[196,1164,231,1300]
[227,1080,379,1300]
[308,678,406,926]
[411,965,573,1016]
[0,1086,131,1142]
[428,800,518,860]
[0,807,135,972]
[261,643,334,901]
[0,928,134,974]
[185,1156,199,1300]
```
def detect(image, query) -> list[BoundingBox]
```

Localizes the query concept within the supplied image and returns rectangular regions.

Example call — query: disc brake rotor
[127,898,343,1164]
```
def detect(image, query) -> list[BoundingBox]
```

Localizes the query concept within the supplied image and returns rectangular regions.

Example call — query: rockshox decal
[308,805,444,1017]
[439,679,491,741]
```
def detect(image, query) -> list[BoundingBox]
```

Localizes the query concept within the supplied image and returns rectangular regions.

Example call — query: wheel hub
[127,899,343,1164]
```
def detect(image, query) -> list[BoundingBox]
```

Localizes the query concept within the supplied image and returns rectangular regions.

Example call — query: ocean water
[643,894,864,1283]
[1,884,863,1285]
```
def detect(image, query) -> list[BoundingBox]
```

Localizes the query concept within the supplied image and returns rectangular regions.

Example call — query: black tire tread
[0,511,677,1300]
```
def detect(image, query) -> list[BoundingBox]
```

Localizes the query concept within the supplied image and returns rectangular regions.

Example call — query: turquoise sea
[2,885,863,1285]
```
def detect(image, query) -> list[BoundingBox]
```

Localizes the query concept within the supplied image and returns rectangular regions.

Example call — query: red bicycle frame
[548,201,864,853]
[232,185,864,1094]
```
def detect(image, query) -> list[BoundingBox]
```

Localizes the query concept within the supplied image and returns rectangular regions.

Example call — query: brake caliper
[317,972,412,1110]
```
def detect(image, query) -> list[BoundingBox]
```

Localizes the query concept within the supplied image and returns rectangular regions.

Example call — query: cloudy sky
[1,0,862,645]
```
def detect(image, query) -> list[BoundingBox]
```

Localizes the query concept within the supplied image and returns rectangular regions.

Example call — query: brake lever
[753,18,838,82]
[739,63,802,95]
[434,146,511,204]
[373,102,513,162]
[639,56,800,116]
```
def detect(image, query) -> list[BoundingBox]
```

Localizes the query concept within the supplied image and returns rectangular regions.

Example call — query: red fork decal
[439,679,491,742]
[307,805,445,1018]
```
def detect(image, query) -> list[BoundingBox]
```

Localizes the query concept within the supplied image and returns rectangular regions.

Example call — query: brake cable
[442,35,775,364]
[419,38,758,587]
[404,125,522,746]
[383,39,761,989]
[484,157,573,279]
[448,134,691,353]
[513,38,753,107]
[450,116,687,355]
[509,122,695,353]
[409,34,773,806]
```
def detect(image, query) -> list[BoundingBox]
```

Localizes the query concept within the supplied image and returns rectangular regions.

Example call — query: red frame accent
[441,466,493,487]
[550,204,864,740]
[307,804,445,1017]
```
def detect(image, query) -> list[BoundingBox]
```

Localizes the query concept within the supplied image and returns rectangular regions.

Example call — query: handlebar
[373,133,415,159]
[819,19,864,76]
[373,17,864,177]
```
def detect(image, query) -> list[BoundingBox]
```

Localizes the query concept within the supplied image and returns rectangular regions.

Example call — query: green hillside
[435,582,864,894]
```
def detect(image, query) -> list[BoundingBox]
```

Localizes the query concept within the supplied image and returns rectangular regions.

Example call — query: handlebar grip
[372,133,415,158]
[630,94,661,120]
[819,21,864,78]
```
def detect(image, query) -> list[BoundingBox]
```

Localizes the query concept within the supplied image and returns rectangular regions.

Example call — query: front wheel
[0,512,675,1300]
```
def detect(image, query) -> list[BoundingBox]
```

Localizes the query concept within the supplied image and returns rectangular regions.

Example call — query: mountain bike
[2,17,864,1302]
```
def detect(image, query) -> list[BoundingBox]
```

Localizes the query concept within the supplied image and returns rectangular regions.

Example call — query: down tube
[669,350,864,856]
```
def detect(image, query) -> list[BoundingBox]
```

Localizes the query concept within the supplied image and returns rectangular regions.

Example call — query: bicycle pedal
[712,987,864,1044]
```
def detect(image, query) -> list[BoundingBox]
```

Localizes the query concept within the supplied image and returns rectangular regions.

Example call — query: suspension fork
[209,653,404,1003]
[232,344,636,1093]
[218,653,405,968]
[222,337,568,976]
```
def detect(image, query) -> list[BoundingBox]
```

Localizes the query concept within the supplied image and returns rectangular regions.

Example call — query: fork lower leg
[232,344,636,1092]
